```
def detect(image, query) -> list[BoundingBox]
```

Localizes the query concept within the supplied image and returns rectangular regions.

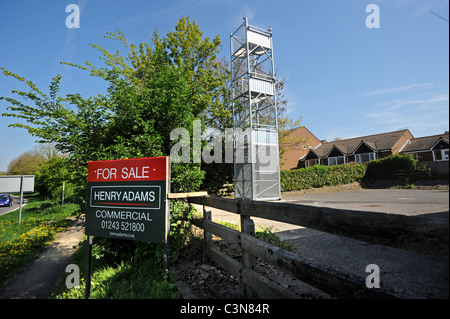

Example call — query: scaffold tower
[231,17,281,201]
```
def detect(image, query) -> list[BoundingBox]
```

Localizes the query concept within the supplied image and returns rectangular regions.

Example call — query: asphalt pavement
[195,189,449,239]
[194,188,449,298]
[281,188,449,217]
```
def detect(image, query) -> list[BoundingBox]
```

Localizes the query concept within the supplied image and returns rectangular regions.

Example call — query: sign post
[85,157,170,298]
[18,175,24,225]
[85,235,93,299]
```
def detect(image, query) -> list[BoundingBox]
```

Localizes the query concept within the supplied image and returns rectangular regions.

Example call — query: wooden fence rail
[191,214,398,298]
[394,168,431,180]
[188,195,448,256]
[185,195,450,298]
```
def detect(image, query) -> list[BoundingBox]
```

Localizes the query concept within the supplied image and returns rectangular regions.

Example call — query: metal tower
[231,17,281,201]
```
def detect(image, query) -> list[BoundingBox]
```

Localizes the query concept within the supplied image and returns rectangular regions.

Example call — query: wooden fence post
[242,218,257,298]
[203,208,212,243]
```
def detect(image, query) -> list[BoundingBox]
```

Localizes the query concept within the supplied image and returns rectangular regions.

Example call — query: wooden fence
[394,168,432,180]
[187,195,449,299]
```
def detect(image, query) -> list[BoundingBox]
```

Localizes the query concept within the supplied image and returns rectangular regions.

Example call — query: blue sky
[0,0,448,171]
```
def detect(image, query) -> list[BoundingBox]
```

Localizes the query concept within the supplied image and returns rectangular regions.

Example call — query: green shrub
[281,154,423,192]
[280,163,367,192]
[364,154,418,181]
[51,183,77,203]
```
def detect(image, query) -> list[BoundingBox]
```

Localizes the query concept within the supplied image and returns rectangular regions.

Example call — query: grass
[54,210,296,299]
[51,237,181,299]
[1,194,180,299]
[213,220,294,251]
[52,200,189,299]
[256,226,294,251]
[0,194,80,285]
[51,207,294,299]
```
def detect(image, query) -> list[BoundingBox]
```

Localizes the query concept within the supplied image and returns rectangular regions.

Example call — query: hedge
[280,154,422,192]
[280,163,367,192]
[363,154,418,181]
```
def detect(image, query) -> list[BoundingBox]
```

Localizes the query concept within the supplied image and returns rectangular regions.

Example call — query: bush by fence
[280,154,426,192]
[280,163,367,192]
[363,154,419,181]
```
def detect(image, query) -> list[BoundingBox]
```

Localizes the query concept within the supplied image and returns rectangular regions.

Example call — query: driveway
[195,188,449,298]
[194,189,449,244]
[281,189,449,217]
[195,189,449,238]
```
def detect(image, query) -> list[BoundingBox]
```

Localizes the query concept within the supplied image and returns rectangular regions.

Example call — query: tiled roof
[401,133,449,153]
[310,129,411,158]
[364,141,377,150]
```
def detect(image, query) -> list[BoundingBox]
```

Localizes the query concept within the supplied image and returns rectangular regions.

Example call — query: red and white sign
[86,157,170,243]
[87,157,169,183]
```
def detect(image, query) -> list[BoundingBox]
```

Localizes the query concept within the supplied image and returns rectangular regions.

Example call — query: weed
[256,226,294,251]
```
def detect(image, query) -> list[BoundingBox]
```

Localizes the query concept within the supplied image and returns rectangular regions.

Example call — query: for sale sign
[86,157,170,243]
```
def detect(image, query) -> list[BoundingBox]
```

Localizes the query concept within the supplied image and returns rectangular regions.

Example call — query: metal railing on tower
[231,17,281,201]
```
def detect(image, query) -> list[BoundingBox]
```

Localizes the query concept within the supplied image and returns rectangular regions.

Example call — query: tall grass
[52,238,181,299]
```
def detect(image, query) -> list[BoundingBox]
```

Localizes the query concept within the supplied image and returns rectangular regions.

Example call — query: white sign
[0,175,35,193]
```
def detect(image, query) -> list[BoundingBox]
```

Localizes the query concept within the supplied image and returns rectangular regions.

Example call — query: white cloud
[391,0,449,18]
[364,93,449,134]
[242,4,255,21]
[110,0,202,27]
[230,4,255,30]
[357,82,433,97]
[396,94,448,110]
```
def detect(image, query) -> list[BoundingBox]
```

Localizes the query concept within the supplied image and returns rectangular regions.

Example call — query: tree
[7,150,46,175]
[34,142,66,161]
[277,118,306,160]
[34,157,73,199]
[1,17,227,193]
[274,74,305,160]
[5,143,65,176]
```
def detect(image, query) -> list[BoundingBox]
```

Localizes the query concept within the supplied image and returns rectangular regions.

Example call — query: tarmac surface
[281,188,449,217]
[193,188,449,298]
[0,196,25,216]
[197,189,449,239]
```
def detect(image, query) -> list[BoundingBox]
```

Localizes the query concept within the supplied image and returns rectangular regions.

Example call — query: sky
[0,0,448,172]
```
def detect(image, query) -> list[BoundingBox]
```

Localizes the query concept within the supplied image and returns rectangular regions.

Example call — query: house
[279,126,322,170]
[400,132,449,162]
[400,132,449,175]
[297,129,413,168]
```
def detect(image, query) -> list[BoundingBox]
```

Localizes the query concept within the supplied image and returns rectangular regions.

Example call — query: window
[305,159,319,167]
[355,152,377,164]
[433,149,449,161]
[328,156,345,166]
